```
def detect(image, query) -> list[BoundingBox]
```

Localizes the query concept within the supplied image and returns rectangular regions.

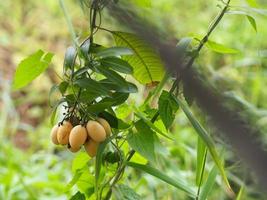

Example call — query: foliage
[1,0,267,199]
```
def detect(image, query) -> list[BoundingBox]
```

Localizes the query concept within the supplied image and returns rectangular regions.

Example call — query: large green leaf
[127,120,156,163]
[113,31,165,85]
[174,97,231,190]
[127,162,196,198]
[13,50,54,90]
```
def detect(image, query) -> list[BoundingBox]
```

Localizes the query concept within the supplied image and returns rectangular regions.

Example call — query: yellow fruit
[97,118,111,136]
[84,139,99,157]
[50,125,59,145]
[68,145,80,153]
[86,120,106,142]
[69,125,87,149]
[57,121,73,145]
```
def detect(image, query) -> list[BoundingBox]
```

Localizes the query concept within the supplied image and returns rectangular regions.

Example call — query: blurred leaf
[70,191,86,200]
[246,0,259,7]
[246,15,257,32]
[127,120,156,163]
[129,0,151,7]
[206,40,239,54]
[183,83,195,106]
[196,137,207,186]
[100,57,133,74]
[113,31,165,84]
[58,81,69,95]
[72,152,90,173]
[13,50,54,90]
[76,171,94,197]
[113,184,142,200]
[176,37,192,59]
[127,162,196,198]
[64,46,77,70]
[158,90,179,129]
[236,185,245,200]
[199,165,218,200]
[96,47,133,58]
[174,97,231,190]
[80,39,90,59]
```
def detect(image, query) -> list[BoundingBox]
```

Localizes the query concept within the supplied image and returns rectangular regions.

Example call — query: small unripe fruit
[86,121,106,142]
[69,125,87,149]
[57,121,73,145]
[97,118,111,136]
[84,139,99,157]
[50,125,59,145]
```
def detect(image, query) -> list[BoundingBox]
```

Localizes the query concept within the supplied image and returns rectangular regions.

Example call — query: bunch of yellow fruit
[50,118,111,157]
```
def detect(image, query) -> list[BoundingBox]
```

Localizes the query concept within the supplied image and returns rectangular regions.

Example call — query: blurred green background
[1,0,267,199]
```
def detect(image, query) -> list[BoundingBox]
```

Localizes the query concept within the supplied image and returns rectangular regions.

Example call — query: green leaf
[80,39,90,59]
[98,111,130,129]
[99,79,138,93]
[95,136,116,198]
[87,102,114,114]
[74,78,110,96]
[158,91,179,129]
[101,92,129,106]
[113,184,142,200]
[58,81,69,95]
[199,166,218,200]
[64,46,77,70]
[72,152,90,173]
[127,120,156,163]
[134,108,172,140]
[196,137,207,186]
[129,0,151,7]
[95,66,128,87]
[246,0,259,7]
[206,40,239,54]
[13,50,54,90]
[127,162,196,198]
[246,15,257,32]
[174,97,231,190]
[70,191,86,200]
[96,47,133,58]
[113,31,165,85]
[100,57,133,74]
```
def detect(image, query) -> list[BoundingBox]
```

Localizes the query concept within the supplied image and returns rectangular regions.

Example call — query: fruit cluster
[50,118,111,157]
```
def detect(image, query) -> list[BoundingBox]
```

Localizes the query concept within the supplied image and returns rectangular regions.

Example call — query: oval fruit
[57,121,73,145]
[68,145,80,153]
[97,118,111,136]
[84,139,99,157]
[50,125,59,145]
[86,120,106,142]
[69,125,87,149]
